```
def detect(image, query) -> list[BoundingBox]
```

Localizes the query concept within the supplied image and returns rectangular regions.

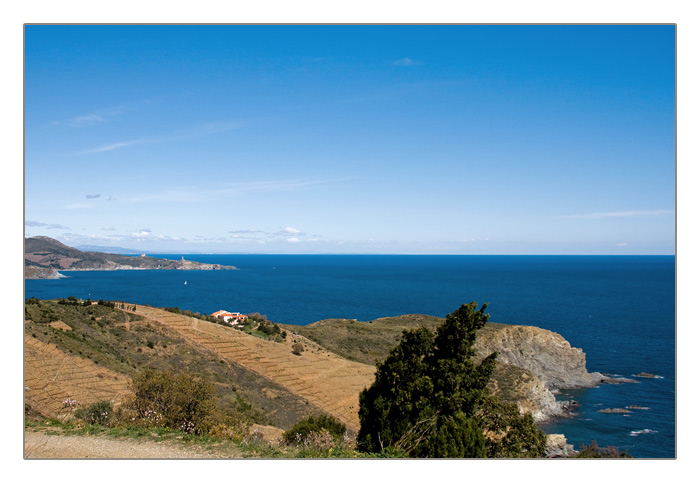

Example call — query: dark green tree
[357,302,498,457]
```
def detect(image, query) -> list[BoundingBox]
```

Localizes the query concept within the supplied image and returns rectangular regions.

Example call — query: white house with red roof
[211,310,248,325]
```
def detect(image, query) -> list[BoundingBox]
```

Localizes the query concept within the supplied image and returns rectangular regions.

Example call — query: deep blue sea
[24,255,675,458]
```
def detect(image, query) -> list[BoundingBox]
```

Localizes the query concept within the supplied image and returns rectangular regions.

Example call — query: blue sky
[24,25,676,254]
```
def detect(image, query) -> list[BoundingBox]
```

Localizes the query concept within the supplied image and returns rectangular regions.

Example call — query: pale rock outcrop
[545,434,577,458]
[476,325,605,389]
[475,324,606,422]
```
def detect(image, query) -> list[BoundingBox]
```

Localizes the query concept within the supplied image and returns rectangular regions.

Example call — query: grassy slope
[288,315,510,366]
[287,316,533,407]
[286,314,446,366]
[25,300,539,434]
[24,300,313,429]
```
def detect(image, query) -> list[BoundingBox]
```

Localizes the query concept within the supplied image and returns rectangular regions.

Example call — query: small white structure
[211,310,248,326]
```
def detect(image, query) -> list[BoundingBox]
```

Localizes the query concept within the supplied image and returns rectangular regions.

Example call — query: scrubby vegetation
[162,307,286,342]
[283,414,347,446]
[25,298,619,458]
[477,396,547,457]
[24,299,273,427]
[575,440,632,458]
[125,369,248,436]
[291,342,305,355]
[74,400,114,426]
[357,302,546,458]
[290,314,446,365]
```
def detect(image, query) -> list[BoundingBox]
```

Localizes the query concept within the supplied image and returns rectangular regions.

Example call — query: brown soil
[132,305,376,432]
[24,334,133,419]
[49,320,72,331]
[24,431,237,459]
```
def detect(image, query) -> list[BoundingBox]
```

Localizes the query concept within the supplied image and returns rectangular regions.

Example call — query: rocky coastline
[24,236,237,279]
[474,324,623,423]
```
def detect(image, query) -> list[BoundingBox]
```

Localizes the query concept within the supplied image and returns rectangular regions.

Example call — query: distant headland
[24,236,237,279]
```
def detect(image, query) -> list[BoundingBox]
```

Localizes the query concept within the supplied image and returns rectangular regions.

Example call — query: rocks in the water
[602,376,640,384]
[561,400,580,415]
[626,405,650,410]
[597,408,631,414]
[634,372,662,379]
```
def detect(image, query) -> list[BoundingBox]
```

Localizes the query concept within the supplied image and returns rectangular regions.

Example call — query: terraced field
[132,305,376,431]
[24,334,132,419]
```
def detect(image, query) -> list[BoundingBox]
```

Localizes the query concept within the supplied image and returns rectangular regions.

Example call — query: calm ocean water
[24,255,675,458]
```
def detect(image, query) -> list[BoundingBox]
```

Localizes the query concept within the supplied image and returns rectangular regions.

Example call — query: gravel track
[24,431,242,459]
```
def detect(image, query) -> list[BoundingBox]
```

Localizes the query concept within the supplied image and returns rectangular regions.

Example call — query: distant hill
[24,236,236,278]
[75,245,142,255]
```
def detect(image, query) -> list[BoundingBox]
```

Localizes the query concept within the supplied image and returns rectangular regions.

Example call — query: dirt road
[24,431,242,459]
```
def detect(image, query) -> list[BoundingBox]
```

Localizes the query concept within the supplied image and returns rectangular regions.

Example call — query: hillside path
[24,431,238,458]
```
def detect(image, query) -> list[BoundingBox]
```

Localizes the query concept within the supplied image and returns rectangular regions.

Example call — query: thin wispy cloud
[78,139,150,155]
[52,106,126,127]
[229,229,269,235]
[216,177,357,195]
[85,194,101,199]
[392,57,422,67]
[276,227,305,237]
[119,177,355,207]
[123,186,203,204]
[25,221,71,230]
[26,220,47,227]
[562,209,674,220]
[76,120,245,155]
[228,229,270,240]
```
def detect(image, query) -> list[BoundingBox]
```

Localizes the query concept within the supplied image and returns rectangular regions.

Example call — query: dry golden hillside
[131,305,376,432]
[24,334,133,419]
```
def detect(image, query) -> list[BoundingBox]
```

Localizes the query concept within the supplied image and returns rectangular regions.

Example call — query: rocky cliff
[295,316,606,423]
[475,324,606,389]
[475,324,606,421]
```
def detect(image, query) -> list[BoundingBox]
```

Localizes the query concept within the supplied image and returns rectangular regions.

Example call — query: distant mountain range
[24,236,236,279]
[75,245,143,255]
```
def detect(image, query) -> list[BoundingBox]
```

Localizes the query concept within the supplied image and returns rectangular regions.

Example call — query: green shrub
[292,342,304,355]
[576,440,632,458]
[127,369,218,435]
[283,414,347,446]
[75,400,113,426]
[476,396,547,458]
[258,320,281,336]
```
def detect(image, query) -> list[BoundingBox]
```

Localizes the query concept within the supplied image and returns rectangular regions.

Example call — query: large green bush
[357,302,498,457]
[128,369,218,434]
